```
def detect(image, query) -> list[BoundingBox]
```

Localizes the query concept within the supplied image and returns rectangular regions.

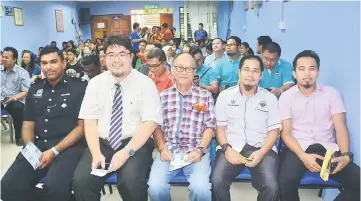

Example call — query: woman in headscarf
[162,45,174,69]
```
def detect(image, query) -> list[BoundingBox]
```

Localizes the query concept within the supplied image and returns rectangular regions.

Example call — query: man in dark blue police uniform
[1,46,87,201]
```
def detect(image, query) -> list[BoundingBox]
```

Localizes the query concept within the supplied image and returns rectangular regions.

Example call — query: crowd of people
[0,20,360,201]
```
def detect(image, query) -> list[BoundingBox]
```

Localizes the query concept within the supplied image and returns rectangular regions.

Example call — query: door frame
[91,14,131,40]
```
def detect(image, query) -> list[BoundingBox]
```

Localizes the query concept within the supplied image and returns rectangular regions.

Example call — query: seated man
[259,42,294,96]
[147,48,174,93]
[136,43,155,76]
[215,36,242,91]
[81,54,103,81]
[279,50,360,201]
[1,46,87,201]
[212,55,281,201]
[148,53,216,201]
[1,47,31,146]
[190,47,219,94]
[73,35,162,201]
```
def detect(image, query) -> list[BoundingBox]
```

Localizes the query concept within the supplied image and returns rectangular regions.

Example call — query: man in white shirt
[211,55,281,201]
[72,35,162,201]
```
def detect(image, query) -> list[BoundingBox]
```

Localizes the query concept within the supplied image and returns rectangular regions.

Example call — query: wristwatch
[221,143,232,152]
[51,147,59,157]
[125,145,135,157]
[196,146,206,156]
[342,152,354,162]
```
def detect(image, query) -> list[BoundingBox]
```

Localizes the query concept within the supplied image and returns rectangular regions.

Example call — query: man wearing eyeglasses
[190,47,219,94]
[212,55,281,201]
[148,53,216,201]
[215,36,242,91]
[147,48,174,93]
[259,42,294,97]
[73,35,162,201]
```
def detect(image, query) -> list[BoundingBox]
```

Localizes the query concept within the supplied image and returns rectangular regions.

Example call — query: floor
[1,124,324,201]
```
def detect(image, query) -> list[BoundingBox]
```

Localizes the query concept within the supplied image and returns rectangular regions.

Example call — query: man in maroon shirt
[161,22,173,42]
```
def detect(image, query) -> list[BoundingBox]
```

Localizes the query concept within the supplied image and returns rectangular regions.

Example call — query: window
[179,7,184,39]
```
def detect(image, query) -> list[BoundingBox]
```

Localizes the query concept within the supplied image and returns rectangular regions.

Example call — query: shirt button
[49,98,52,101]
[64,99,66,101]
[45,119,48,122]
[44,129,48,133]
[44,139,47,142]
[47,109,50,112]
[52,90,54,92]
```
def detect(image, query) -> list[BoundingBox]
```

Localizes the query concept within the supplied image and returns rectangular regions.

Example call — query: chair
[1,109,14,143]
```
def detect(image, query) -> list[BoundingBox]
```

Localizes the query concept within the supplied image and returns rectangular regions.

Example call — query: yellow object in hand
[320,149,333,181]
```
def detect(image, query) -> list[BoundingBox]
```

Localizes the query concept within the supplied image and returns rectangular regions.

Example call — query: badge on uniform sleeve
[275,73,280,77]
[61,103,67,108]
[33,89,43,98]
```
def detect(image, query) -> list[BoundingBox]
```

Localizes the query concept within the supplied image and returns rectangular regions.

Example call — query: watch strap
[51,147,59,157]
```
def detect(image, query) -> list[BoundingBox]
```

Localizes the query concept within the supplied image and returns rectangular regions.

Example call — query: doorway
[91,15,131,41]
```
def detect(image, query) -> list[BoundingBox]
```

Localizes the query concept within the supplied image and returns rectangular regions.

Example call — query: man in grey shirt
[1,47,31,146]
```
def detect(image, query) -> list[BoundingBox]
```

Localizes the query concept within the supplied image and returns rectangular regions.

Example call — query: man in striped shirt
[148,53,216,201]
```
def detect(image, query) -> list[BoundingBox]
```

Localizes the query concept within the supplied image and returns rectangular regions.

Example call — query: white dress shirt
[79,69,162,139]
[216,85,282,152]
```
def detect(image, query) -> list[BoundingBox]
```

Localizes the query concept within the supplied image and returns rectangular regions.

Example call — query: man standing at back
[73,35,162,201]
[194,23,208,41]
[161,22,173,42]
[130,22,143,52]
[256,36,272,55]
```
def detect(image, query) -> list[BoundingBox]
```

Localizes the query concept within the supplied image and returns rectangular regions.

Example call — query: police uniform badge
[33,89,43,98]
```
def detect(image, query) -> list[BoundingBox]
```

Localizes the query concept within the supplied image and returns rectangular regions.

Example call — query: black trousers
[1,138,86,201]
[2,101,24,140]
[279,144,360,201]
[211,144,280,201]
[73,138,154,201]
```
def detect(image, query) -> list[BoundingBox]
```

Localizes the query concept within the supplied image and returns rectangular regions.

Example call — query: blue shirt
[1,64,31,103]
[215,56,241,90]
[30,64,41,77]
[259,58,294,89]
[194,30,208,41]
[130,31,141,52]
[204,52,228,69]
[196,64,217,86]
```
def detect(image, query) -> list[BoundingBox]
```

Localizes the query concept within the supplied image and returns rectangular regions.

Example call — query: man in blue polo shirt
[130,22,142,52]
[259,42,294,97]
[190,47,219,94]
[194,23,208,41]
[215,36,242,91]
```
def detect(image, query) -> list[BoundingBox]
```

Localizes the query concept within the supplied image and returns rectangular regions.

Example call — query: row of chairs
[1,109,15,143]
[94,139,343,197]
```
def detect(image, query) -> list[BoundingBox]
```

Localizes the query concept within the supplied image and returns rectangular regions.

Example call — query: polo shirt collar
[109,69,134,89]
[294,83,324,94]
[227,55,241,64]
[156,68,171,83]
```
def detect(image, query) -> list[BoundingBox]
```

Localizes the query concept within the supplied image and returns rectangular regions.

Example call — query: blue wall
[218,1,360,200]
[1,1,80,54]
[77,1,184,40]
[217,1,230,40]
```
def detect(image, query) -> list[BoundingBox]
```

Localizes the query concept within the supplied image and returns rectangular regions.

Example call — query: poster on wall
[14,7,24,26]
[4,6,14,16]
[55,9,64,32]
[0,6,4,17]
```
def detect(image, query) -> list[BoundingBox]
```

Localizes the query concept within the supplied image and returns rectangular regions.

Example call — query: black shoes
[16,139,23,146]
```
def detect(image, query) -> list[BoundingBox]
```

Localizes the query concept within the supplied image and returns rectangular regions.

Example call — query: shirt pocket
[10,78,20,91]
[164,107,177,125]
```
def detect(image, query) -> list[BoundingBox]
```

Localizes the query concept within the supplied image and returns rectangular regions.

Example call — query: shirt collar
[227,55,241,64]
[196,64,206,73]
[1,64,18,72]
[44,73,70,88]
[173,83,194,96]
[155,68,171,82]
[294,84,323,94]
[237,84,261,97]
[211,52,227,61]
[109,69,134,89]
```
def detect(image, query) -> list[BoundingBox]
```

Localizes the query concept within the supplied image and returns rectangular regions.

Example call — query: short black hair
[89,41,96,45]
[262,42,281,57]
[81,54,100,67]
[51,41,57,45]
[133,22,140,30]
[3,47,18,60]
[257,36,272,47]
[199,23,203,27]
[212,38,224,44]
[147,48,166,62]
[206,41,213,51]
[62,41,67,45]
[293,50,320,71]
[66,48,78,56]
[99,48,105,53]
[227,36,242,46]
[161,22,168,28]
[104,35,133,54]
[40,46,64,61]
[139,39,148,45]
[239,55,264,72]
[190,47,203,57]
[153,43,162,49]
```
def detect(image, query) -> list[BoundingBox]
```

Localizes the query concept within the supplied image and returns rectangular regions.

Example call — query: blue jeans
[148,152,212,201]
